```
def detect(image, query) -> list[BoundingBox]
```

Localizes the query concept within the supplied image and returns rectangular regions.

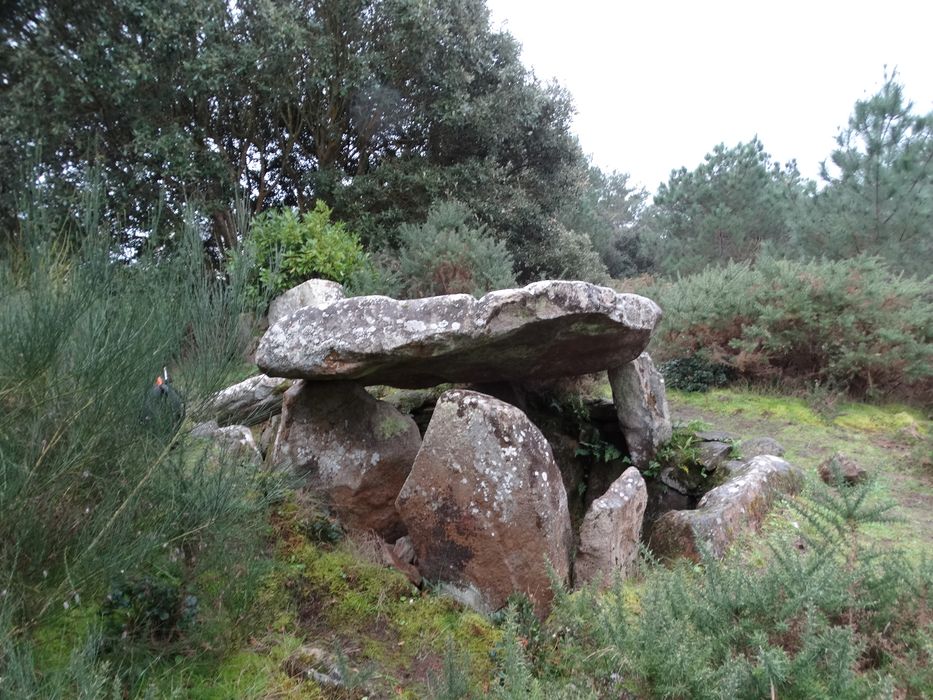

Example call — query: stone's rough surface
[272,380,421,540]
[209,374,292,427]
[819,453,868,486]
[574,467,647,588]
[695,441,733,472]
[740,437,785,459]
[650,455,804,562]
[267,278,345,328]
[257,281,661,388]
[609,352,672,467]
[190,420,263,467]
[395,390,572,616]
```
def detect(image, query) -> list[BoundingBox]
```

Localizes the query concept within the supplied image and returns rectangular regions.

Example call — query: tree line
[2,1,930,283]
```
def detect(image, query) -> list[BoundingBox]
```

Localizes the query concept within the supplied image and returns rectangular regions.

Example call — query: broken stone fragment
[272,380,421,540]
[608,352,672,468]
[649,455,803,562]
[739,436,785,459]
[395,390,572,617]
[257,281,661,388]
[574,467,647,588]
[190,420,263,467]
[208,374,292,427]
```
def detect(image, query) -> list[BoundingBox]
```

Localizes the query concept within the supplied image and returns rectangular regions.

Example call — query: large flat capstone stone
[256,281,661,389]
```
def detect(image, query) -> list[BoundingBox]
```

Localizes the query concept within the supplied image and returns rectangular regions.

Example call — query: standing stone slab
[257,281,662,388]
[649,455,803,562]
[609,352,672,468]
[574,467,647,588]
[267,279,345,328]
[396,390,572,617]
[272,380,421,540]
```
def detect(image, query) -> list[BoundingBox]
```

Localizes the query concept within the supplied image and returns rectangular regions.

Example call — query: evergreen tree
[648,138,809,276]
[797,74,933,275]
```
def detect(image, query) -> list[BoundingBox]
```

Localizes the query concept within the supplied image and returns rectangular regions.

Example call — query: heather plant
[491,476,930,698]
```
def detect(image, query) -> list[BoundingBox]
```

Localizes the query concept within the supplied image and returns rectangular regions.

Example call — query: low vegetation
[634,256,932,402]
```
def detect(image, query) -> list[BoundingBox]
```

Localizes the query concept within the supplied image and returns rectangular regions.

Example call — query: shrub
[660,355,735,392]
[395,201,517,298]
[641,256,932,400]
[0,184,279,694]
[237,201,367,302]
[493,477,931,698]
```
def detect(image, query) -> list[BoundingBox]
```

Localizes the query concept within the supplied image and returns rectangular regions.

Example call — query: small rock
[818,453,868,486]
[281,646,344,687]
[574,467,647,588]
[740,436,785,459]
[190,420,262,466]
[695,441,733,472]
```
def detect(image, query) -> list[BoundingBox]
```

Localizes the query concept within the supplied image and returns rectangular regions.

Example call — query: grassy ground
[667,388,932,560]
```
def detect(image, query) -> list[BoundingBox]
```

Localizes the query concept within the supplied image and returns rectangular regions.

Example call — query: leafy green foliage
[394,201,517,298]
[102,574,198,644]
[237,202,366,302]
[1,0,602,278]
[643,256,932,400]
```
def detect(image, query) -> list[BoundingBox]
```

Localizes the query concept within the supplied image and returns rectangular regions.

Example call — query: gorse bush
[0,185,280,695]
[489,476,931,699]
[235,201,367,302]
[395,200,517,298]
[641,256,932,401]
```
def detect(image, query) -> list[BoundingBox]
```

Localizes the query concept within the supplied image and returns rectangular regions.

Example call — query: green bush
[660,355,736,392]
[0,185,279,695]
[492,477,931,698]
[641,256,932,400]
[237,201,367,302]
[395,201,517,298]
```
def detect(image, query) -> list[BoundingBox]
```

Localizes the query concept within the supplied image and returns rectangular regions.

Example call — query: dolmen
[215,279,797,616]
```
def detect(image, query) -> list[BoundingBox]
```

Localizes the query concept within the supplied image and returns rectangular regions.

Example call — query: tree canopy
[1,0,602,278]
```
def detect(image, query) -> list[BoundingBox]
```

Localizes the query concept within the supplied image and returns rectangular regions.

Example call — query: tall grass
[0,186,278,694]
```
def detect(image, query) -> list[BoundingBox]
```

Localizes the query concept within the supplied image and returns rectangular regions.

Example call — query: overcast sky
[484,0,933,193]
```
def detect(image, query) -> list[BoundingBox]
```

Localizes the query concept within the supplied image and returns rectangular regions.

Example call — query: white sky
[485,0,933,193]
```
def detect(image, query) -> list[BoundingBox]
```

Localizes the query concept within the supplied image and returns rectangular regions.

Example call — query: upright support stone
[574,466,647,588]
[609,352,672,468]
[272,380,421,540]
[267,278,345,328]
[396,390,572,617]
